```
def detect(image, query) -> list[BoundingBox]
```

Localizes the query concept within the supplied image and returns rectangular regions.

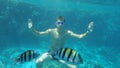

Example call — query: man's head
[56,16,65,27]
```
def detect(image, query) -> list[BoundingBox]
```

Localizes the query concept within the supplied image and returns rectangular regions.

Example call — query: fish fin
[11,58,17,65]
[51,56,60,62]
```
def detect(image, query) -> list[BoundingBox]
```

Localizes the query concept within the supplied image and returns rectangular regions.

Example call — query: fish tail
[12,58,18,66]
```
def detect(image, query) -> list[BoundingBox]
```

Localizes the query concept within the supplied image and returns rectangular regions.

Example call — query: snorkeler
[28,16,94,68]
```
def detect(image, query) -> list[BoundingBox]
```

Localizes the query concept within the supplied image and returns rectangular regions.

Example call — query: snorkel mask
[56,21,64,27]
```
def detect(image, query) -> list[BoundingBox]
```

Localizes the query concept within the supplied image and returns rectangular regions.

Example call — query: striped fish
[51,48,83,64]
[14,50,40,64]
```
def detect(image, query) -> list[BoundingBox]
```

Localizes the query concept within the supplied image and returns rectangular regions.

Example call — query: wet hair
[57,16,65,22]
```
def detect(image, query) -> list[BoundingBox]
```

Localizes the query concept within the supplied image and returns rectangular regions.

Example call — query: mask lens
[57,22,63,25]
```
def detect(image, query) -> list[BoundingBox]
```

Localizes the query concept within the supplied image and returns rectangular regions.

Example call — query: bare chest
[52,29,66,39]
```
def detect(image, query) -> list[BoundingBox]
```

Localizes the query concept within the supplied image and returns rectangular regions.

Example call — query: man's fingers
[28,19,32,29]
[88,22,94,32]
[88,22,94,29]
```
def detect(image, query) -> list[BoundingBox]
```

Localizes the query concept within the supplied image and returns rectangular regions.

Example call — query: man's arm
[30,28,52,36]
[67,30,89,39]
[28,19,52,36]
[67,22,94,39]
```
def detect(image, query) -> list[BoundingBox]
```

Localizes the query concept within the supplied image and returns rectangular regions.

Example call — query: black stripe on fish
[22,54,24,62]
[56,49,59,55]
[29,50,31,61]
[24,51,26,62]
[62,48,67,59]
[20,54,23,62]
[20,55,22,62]
[73,51,77,63]
[67,49,73,61]
[26,51,29,61]
[59,48,62,57]
[60,48,65,58]
[19,57,21,62]
[31,51,34,59]
[17,57,20,62]
[70,50,76,62]
[78,54,83,63]
[33,51,36,58]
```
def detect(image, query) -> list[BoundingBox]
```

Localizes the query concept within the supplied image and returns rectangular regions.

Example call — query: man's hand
[67,30,73,35]
[87,21,94,33]
[28,19,33,29]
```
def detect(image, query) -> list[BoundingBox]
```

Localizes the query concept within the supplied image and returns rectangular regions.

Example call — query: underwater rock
[0,55,6,66]
[93,62,104,68]
[0,61,5,68]
[83,60,104,68]
[1,48,26,67]
[41,60,69,68]
[37,57,80,68]
[2,48,25,58]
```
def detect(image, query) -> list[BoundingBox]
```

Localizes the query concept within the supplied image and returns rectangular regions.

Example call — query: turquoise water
[0,0,120,68]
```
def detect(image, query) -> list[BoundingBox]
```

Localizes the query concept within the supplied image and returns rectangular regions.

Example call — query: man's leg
[36,52,52,68]
[36,52,78,68]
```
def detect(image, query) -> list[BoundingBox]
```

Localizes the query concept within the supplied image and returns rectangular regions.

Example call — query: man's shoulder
[47,28,57,32]
[50,28,57,31]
